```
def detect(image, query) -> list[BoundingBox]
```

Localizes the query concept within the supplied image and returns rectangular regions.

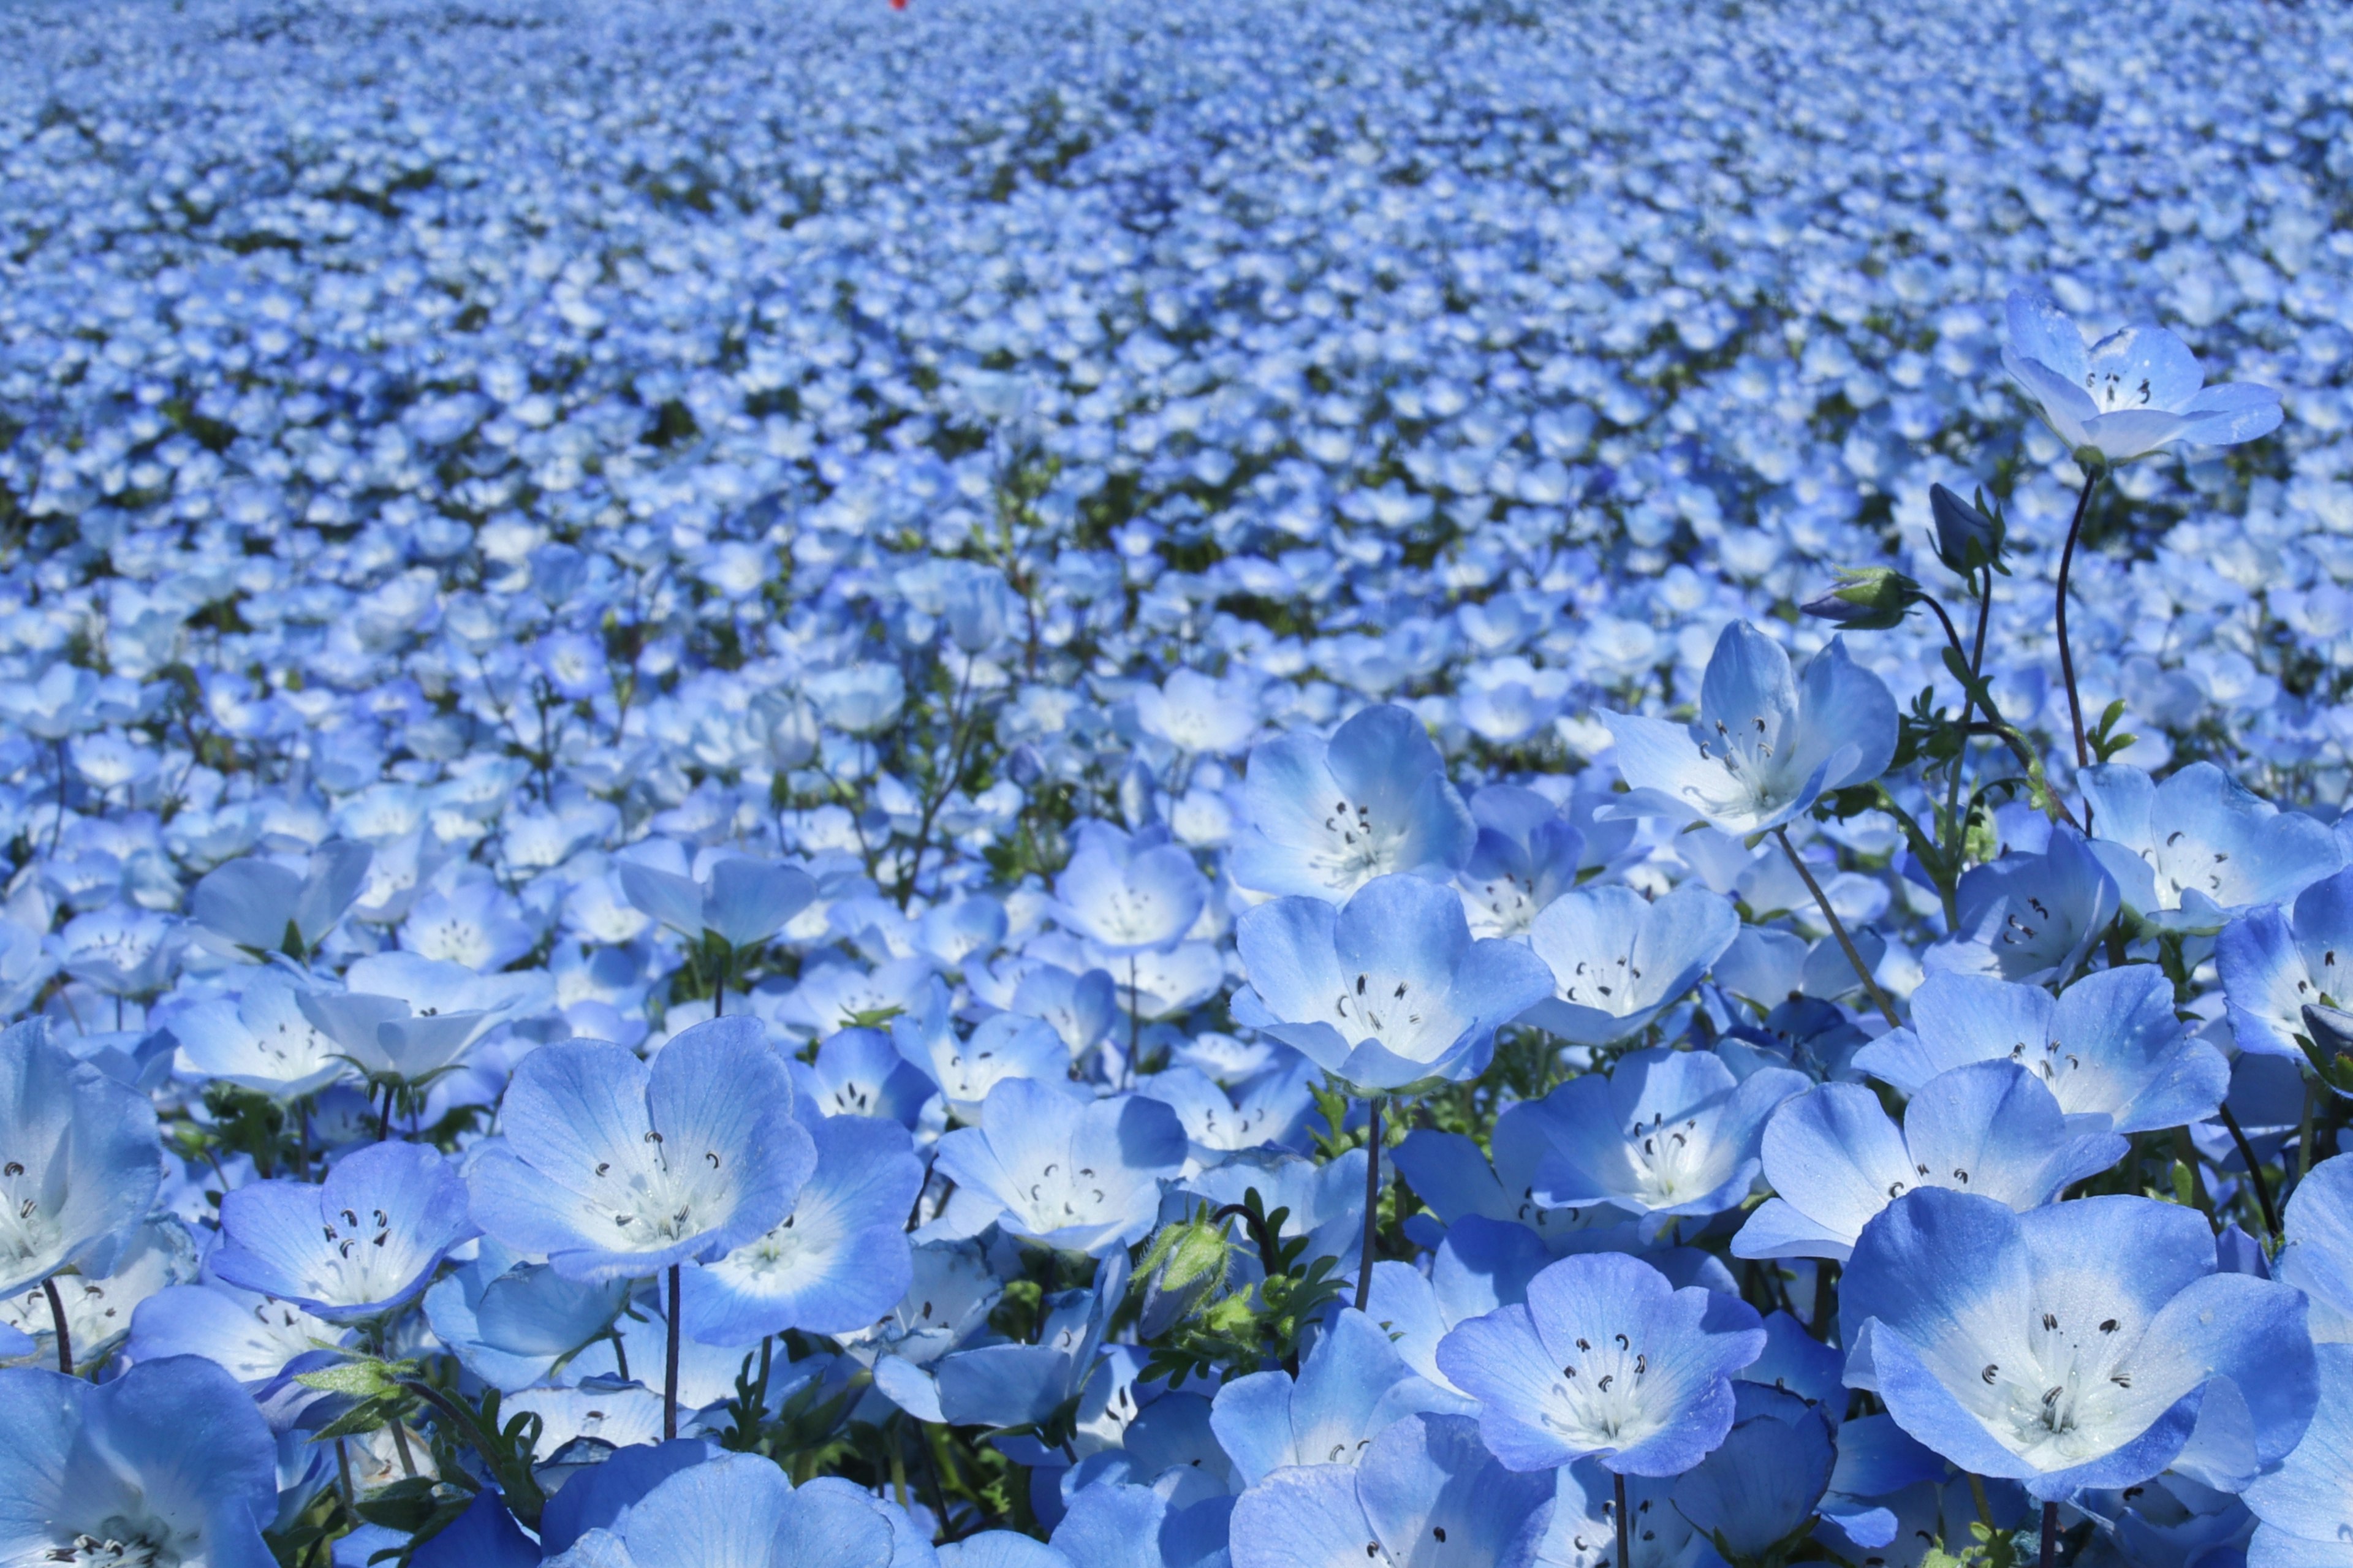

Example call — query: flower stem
[40,1276,71,1376]
[2040,1499,2059,1568]
[2055,470,2103,772]
[666,1263,684,1441]
[1355,1096,1383,1312]
[2216,1104,2279,1238]
[1615,1469,1631,1568]
[1774,827,1900,1030]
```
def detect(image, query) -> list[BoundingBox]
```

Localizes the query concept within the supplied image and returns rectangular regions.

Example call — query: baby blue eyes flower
[189,839,372,958]
[466,1017,816,1284]
[1519,1047,1808,1239]
[0,1017,162,1298]
[2244,1343,2353,1568]
[1840,1189,2316,1501]
[1434,1250,1766,1475]
[1852,967,2229,1134]
[422,1240,628,1392]
[1230,1412,1553,1568]
[1671,1392,1836,1566]
[1733,1061,2126,1263]
[211,1138,475,1320]
[2081,762,2345,936]
[931,1076,1186,1257]
[1211,1309,1466,1485]
[1604,622,1896,837]
[1927,825,2120,988]
[2218,866,2353,1066]
[1234,873,1557,1095]
[542,1452,904,1568]
[1458,783,1587,938]
[618,853,817,950]
[170,969,349,1099]
[2001,290,2284,464]
[1230,702,1477,901]
[0,1356,281,1568]
[1523,884,1740,1047]
[1051,821,1210,955]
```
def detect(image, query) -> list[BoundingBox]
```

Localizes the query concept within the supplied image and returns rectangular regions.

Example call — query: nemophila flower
[1135,667,1260,757]
[1229,702,1476,901]
[680,1108,923,1343]
[398,866,540,971]
[127,1277,346,1389]
[1177,1146,1370,1278]
[1733,1061,2126,1263]
[1523,884,1740,1047]
[1604,622,1896,836]
[541,1452,904,1568]
[189,840,373,958]
[2001,290,2283,464]
[2244,1343,2353,1568]
[467,1018,816,1284]
[619,850,817,950]
[297,951,550,1080]
[1234,873,1556,1094]
[1519,1047,1809,1239]
[1046,1478,1233,1568]
[1211,1308,1465,1485]
[1457,784,1586,938]
[1461,654,1573,744]
[2273,1153,2353,1342]
[4,1217,196,1371]
[1393,1109,1624,1253]
[804,663,907,737]
[2081,763,2343,935]
[2219,868,2353,1065]
[1925,827,2120,987]
[1852,968,2229,1134]
[0,1018,161,1297]
[941,1534,1072,1568]
[53,904,182,998]
[169,968,348,1098]
[1513,1461,1697,1568]
[422,1239,629,1392]
[849,1240,1004,1370]
[1137,1056,1318,1159]
[211,1139,474,1320]
[893,983,1072,1123]
[1436,1250,1766,1474]
[1051,822,1209,955]
[1671,1389,1836,1566]
[0,1357,279,1568]
[1840,1191,2316,1500]
[1229,1412,1553,1568]
[877,1255,1128,1430]
[791,1026,939,1127]
[932,1077,1185,1256]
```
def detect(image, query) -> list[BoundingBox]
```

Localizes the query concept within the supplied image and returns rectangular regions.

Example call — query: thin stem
[2298,1078,2319,1183]
[713,946,728,1019]
[2040,1499,2059,1568]
[2216,1105,2280,1238]
[917,1422,960,1542]
[1774,828,1901,1030]
[1127,956,1141,1081]
[41,1277,72,1377]
[666,1263,684,1441]
[2055,471,2102,771]
[1615,1469,1632,1568]
[1355,1096,1384,1312]
[1939,568,1996,888]
[1211,1203,1286,1280]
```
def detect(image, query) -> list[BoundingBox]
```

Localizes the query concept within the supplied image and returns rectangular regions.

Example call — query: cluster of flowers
[3,0,2353,1564]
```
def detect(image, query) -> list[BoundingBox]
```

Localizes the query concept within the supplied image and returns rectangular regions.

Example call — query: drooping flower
[2001,290,2284,464]
[296,950,550,1081]
[422,1240,629,1392]
[1841,1190,2315,1499]
[466,1017,816,1284]
[1436,1250,1767,1475]
[1923,825,2120,988]
[1234,873,1557,1095]
[189,839,373,959]
[1229,703,1476,901]
[1602,621,1896,837]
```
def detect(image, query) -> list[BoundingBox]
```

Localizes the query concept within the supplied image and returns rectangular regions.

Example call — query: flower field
[2,0,2352,1562]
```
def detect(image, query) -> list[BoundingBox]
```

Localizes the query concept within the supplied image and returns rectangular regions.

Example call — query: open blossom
[2002,289,2283,464]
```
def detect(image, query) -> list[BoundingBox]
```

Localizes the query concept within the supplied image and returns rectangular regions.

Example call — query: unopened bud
[1929,484,2007,578]
[1801,567,1921,631]
[1137,1209,1236,1338]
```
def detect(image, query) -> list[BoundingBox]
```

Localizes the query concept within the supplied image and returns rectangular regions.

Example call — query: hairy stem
[41,1276,71,1377]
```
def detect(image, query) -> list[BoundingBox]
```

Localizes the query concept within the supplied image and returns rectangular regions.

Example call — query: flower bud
[1800,567,1920,632]
[1136,1208,1236,1338]
[1930,483,2006,577]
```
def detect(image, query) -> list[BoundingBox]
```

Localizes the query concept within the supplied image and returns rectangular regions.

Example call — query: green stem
[1774,827,1901,1030]
[2055,469,2104,772]
[1355,1097,1384,1313]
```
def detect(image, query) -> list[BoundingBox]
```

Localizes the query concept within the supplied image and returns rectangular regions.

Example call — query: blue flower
[0,1017,161,1298]
[876,1255,1129,1431]
[1458,783,1587,937]
[932,1077,1186,1256]
[894,980,1071,1123]
[791,1026,940,1127]
[1510,1460,1698,1568]
[1671,1388,1836,1566]
[540,1452,904,1568]
[1211,1308,1466,1485]
[127,1276,347,1388]
[1924,826,2120,988]
[422,1239,629,1392]
[2001,290,2283,464]
[169,969,350,1099]
[1049,1478,1233,1568]
[2219,867,2353,1064]
[1229,703,1476,901]
[2082,763,2344,935]
[467,1017,816,1284]
[1852,968,2228,1134]
[211,1138,475,1320]
[1435,1250,1766,1474]
[1604,623,1895,836]
[680,1107,924,1342]
[189,839,372,958]
[2244,1343,2353,1568]
[1520,1048,1809,1240]
[1733,1061,2126,1263]
[620,851,817,950]
[1840,1190,2316,1500]
[1229,1412,1553,1568]
[1235,873,1557,1094]
[2273,1153,2353,1343]
[0,1355,278,1568]
[1523,884,1740,1047]
[1052,822,1210,955]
